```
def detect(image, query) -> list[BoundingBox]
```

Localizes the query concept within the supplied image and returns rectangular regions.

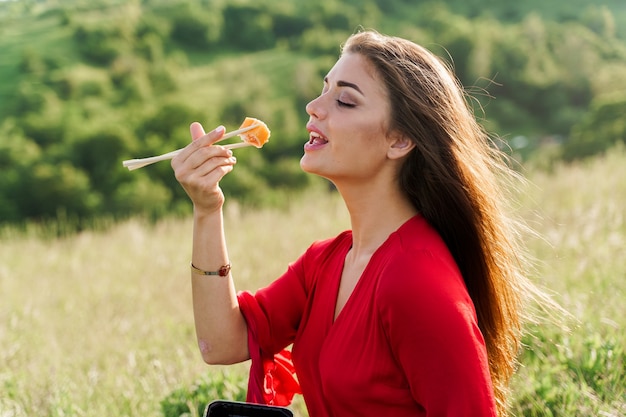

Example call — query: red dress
[237,215,497,416]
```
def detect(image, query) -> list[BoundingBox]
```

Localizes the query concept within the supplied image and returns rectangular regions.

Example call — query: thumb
[190,122,206,141]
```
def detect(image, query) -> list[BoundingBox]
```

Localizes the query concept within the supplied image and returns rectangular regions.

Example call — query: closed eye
[336,99,356,108]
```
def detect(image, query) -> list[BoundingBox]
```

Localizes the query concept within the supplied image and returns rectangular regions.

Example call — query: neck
[336,179,418,258]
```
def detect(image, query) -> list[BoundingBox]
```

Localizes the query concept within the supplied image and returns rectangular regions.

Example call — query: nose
[305,94,326,120]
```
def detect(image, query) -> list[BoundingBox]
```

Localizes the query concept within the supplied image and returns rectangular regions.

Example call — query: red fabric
[238,215,497,417]
[237,291,300,406]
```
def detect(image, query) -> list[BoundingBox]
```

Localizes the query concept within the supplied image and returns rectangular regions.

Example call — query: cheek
[356,121,389,150]
[343,134,388,168]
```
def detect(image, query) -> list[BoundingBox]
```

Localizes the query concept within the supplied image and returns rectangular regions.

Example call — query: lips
[304,126,328,152]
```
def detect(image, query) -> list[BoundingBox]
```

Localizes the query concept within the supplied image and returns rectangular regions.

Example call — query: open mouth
[308,130,328,145]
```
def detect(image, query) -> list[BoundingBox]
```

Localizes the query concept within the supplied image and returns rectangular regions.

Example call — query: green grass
[509,146,626,416]
[1,148,625,416]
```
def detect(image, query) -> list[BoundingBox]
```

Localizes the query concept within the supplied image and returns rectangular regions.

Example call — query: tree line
[1,0,625,227]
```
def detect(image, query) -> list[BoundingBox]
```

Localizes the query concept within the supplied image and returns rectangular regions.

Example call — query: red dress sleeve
[238,291,301,406]
[236,240,328,406]
[378,249,497,416]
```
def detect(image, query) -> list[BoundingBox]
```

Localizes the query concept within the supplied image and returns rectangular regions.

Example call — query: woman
[172,30,531,417]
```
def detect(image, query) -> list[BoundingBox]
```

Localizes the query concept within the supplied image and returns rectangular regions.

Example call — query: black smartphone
[203,400,294,417]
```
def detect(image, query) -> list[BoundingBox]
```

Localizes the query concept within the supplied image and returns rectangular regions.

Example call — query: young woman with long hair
[172,30,544,416]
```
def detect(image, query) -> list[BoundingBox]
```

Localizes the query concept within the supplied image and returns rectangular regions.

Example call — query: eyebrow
[324,77,364,96]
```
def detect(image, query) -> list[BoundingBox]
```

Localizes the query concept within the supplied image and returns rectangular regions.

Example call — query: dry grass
[0,190,348,416]
[1,147,625,416]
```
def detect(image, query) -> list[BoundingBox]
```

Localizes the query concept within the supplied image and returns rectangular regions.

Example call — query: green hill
[1,0,625,226]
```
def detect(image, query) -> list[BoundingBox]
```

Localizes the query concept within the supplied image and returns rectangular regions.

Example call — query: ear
[387,133,416,160]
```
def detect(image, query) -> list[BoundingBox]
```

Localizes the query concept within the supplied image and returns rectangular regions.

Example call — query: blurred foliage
[563,92,626,160]
[511,327,626,416]
[0,0,625,227]
[161,369,247,417]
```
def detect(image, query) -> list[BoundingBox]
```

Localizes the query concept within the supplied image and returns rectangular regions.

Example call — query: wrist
[193,204,223,220]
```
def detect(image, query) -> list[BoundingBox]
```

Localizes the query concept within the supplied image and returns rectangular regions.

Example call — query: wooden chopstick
[122,124,260,170]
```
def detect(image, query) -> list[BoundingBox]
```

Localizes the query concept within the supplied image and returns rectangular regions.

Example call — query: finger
[197,125,226,146]
[190,124,225,145]
[192,156,237,183]
[189,153,237,178]
[190,123,226,145]
[177,155,237,195]
[176,125,227,167]
[190,122,206,141]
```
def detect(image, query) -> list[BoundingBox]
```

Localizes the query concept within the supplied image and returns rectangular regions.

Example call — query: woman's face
[301,53,394,184]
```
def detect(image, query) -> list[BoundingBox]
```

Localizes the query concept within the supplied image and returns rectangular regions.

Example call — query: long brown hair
[343,30,530,416]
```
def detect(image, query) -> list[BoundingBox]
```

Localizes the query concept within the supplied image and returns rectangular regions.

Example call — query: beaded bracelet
[190,262,231,277]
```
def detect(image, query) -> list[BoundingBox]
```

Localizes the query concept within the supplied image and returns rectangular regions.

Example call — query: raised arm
[172,123,249,365]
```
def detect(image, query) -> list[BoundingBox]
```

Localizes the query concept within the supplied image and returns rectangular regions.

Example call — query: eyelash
[336,100,355,108]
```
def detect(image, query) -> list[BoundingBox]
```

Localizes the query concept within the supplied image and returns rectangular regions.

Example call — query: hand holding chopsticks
[122,123,261,171]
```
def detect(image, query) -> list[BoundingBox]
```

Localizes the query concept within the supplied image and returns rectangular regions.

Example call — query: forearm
[191,208,249,364]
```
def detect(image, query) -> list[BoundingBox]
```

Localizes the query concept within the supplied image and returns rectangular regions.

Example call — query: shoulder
[376,216,475,323]
[393,215,455,260]
[287,230,351,285]
[301,230,352,264]
[382,215,462,283]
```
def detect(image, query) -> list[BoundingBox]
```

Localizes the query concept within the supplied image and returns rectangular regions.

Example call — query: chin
[301,155,341,185]
[300,154,316,174]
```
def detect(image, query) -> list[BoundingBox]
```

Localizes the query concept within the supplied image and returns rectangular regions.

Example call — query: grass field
[1,147,625,416]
